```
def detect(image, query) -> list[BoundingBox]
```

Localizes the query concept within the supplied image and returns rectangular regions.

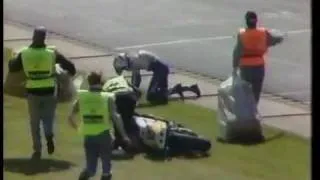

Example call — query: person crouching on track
[113,50,201,105]
[102,74,142,153]
[68,71,132,180]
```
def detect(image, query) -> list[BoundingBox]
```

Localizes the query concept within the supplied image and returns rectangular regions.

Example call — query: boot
[101,174,112,180]
[169,84,184,100]
[46,135,55,155]
[188,84,201,98]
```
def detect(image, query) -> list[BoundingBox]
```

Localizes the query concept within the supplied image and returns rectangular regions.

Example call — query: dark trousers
[83,130,112,177]
[113,93,137,149]
[240,65,265,104]
[146,60,170,104]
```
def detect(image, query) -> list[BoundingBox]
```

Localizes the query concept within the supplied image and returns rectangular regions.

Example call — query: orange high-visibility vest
[239,27,268,67]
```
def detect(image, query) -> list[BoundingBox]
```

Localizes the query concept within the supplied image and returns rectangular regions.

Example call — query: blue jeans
[83,130,112,177]
[27,94,57,152]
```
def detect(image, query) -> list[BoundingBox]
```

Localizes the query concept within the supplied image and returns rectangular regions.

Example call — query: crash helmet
[113,52,130,75]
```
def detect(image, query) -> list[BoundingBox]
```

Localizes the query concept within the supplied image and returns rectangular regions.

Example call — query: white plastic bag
[217,71,262,142]
[218,72,257,120]
[56,64,77,103]
[231,73,258,120]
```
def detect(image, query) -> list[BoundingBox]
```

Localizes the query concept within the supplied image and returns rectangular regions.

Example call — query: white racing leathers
[134,116,168,151]
[133,114,212,158]
[217,73,263,142]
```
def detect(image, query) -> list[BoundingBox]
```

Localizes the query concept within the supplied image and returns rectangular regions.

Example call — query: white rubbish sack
[216,72,263,142]
[55,64,77,103]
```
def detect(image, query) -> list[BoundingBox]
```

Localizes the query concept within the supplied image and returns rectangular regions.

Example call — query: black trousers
[240,65,265,104]
[113,93,137,148]
[146,60,170,104]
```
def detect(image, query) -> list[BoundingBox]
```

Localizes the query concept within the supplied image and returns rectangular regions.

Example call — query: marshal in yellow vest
[21,46,56,89]
[102,75,133,93]
[78,90,113,136]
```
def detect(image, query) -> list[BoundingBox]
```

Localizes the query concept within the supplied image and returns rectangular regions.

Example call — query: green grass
[3,47,310,180]
[4,96,310,180]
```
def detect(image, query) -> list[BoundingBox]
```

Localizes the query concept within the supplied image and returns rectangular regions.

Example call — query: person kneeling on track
[113,50,201,105]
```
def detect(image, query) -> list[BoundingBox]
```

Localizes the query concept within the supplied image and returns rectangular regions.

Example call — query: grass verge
[3,47,310,180]
[4,96,310,180]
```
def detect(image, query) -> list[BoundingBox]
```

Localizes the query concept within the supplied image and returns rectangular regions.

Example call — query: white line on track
[286,29,311,35]
[275,90,310,96]
[115,29,310,50]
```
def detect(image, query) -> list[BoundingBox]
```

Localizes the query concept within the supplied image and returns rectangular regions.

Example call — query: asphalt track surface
[4,0,311,102]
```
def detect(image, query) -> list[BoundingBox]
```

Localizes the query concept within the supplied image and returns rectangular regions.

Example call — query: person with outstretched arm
[232,11,285,105]
[8,26,76,160]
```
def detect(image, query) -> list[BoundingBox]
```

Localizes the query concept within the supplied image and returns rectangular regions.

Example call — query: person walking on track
[232,11,285,105]
[8,26,76,160]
